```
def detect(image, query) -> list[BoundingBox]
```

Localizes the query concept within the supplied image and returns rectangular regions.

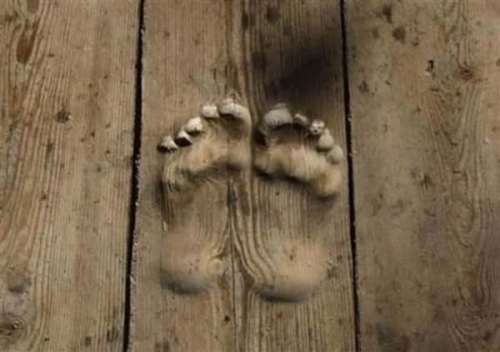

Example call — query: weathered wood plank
[135,0,355,350]
[236,0,356,350]
[132,1,237,351]
[0,1,137,351]
[347,0,500,350]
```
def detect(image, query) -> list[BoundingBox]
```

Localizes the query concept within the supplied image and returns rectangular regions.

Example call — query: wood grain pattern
[347,0,500,350]
[0,0,137,351]
[135,1,355,351]
[236,0,356,350]
[132,1,238,351]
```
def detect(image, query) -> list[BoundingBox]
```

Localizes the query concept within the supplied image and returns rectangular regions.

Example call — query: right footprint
[250,103,345,301]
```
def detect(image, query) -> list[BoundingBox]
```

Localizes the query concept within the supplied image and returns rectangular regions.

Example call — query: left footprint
[158,98,252,293]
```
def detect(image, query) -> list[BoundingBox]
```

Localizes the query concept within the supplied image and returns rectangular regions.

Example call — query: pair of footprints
[159,98,344,301]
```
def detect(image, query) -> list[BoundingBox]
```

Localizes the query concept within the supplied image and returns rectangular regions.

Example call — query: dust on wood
[236,0,355,350]
[131,0,237,351]
[0,1,137,350]
[347,0,500,351]
[134,0,355,351]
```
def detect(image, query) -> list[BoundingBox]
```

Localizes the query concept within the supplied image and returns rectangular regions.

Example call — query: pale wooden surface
[132,0,237,351]
[133,0,355,351]
[237,0,355,351]
[347,0,500,351]
[0,0,137,351]
[2,0,500,351]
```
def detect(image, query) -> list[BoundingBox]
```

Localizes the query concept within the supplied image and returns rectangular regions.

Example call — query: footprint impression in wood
[158,101,344,301]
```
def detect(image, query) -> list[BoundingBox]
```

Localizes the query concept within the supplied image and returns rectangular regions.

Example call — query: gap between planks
[124,0,146,351]
[340,0,361,351]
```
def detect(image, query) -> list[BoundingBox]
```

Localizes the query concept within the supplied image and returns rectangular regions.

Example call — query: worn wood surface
[0,0,137,351]
[237,0,355,351]
[133,0,355,351]
[132,0,237,351]
[347,0,500,351]
[1,0,499,351]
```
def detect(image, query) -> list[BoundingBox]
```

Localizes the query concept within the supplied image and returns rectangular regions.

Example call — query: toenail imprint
[255,103,344,198]
[158,98,252,293]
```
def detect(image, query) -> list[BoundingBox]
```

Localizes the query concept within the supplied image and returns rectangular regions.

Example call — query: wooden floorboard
[0,1,137,351]
[134,0,355,351]
[132,1,237,351]
[347,0,500,351]
[238,0,355,351]
[2,0,498,351]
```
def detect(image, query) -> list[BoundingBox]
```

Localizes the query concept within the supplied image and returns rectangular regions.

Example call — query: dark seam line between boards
[124,0,145,350]
[340,0,361,351]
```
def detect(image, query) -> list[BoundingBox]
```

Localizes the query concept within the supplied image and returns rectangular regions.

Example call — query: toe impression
[201,104,219,119]
[218,98,251,126]
[255,108,345,198]
[262,104,293,130]
[158,136,179,153]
